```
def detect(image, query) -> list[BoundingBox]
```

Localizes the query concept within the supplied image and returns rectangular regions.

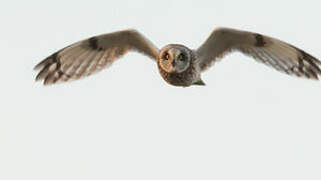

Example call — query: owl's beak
[171,60,180,73]
[171,60,176,66]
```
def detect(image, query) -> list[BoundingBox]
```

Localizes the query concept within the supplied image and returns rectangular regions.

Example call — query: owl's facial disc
[159,46,191,73]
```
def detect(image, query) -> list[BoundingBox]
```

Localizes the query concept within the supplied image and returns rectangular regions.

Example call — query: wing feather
[196,27,321,80]
[34,29,159,85]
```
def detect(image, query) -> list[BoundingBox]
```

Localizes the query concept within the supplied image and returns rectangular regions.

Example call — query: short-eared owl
[34,27,321,87]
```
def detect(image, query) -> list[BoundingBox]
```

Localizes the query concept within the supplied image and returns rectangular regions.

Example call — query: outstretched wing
[34,29,159,85]
[196,27,321,80]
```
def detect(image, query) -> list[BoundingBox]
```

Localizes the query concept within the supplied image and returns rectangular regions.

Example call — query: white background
[1,0,321,179]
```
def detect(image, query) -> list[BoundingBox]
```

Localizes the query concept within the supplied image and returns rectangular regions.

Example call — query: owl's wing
[196,27,321,79]
[34,29,159,85]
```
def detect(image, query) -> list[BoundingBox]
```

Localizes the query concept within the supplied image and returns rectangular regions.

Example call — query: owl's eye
[164,53,169,60]
[178,54,185,61]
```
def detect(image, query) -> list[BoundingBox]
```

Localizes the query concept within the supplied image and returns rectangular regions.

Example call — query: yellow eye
[178,54,184,60]
[165,54,169,60]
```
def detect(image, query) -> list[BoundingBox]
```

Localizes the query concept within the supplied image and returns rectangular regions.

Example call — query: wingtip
[33,64,42,71]
[34,57,50,71]
[35,77,41,82]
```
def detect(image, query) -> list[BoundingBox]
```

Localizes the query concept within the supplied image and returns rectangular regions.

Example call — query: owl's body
[34,28,321,87]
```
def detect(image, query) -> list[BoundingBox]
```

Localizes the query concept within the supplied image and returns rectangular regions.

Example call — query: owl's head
[158,44,193,73]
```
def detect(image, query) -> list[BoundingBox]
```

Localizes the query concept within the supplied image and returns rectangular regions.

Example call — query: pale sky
[1,0,321,180]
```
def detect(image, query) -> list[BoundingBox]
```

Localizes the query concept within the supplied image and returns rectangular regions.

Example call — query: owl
[34,27,321,87]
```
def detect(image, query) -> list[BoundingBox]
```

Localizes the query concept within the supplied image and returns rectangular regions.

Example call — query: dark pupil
[180,54,185,60]
[163,52,169,60]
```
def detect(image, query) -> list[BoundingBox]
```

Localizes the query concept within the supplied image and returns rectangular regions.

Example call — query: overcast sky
[1,0,321,180]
